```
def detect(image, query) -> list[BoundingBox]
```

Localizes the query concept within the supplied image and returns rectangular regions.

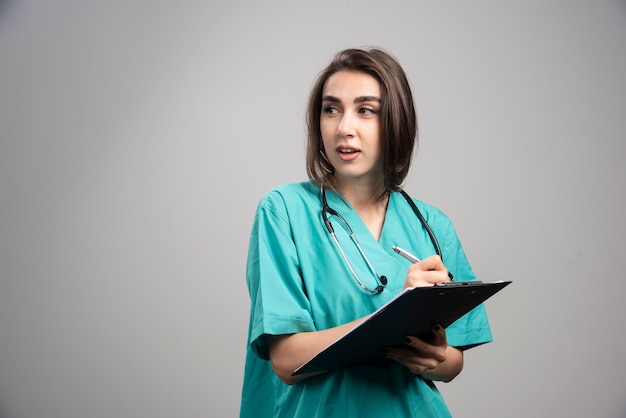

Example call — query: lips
[336,145,361,161]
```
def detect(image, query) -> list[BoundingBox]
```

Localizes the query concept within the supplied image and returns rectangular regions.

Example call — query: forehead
[322,70,381,98]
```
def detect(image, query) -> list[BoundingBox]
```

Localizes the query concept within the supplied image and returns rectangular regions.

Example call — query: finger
[404,335,447,363]
[403,335,428,351]
[412,255,445,272]
[404,269,449,287]
[382,345,437,370]
[383,345,440,375]
[431,324,448,347]
[406,255,450,284]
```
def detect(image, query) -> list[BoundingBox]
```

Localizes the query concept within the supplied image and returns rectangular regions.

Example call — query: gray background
[1,1,625,417]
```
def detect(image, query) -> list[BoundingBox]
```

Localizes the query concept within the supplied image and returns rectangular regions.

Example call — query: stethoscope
[321,186,447,294]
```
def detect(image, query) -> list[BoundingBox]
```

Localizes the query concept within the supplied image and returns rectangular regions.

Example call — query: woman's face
[320,70,383,189]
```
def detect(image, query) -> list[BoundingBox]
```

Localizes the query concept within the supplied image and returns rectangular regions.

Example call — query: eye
[359,107,378,116]
[323,105,339,114]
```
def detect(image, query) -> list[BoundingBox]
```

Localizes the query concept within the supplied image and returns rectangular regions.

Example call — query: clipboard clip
[434,281,483,287]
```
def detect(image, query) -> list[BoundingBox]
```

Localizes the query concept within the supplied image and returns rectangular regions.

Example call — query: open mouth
[336,145,361,160]
[336,146,360,154]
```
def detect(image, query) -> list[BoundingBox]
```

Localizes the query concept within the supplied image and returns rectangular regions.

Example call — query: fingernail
[433,325,441,331]
[403,337,411,344]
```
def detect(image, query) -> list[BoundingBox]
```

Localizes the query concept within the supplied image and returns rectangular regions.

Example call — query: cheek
[320,118,336,138]
[320,121,336,149]
[321,137,334,158]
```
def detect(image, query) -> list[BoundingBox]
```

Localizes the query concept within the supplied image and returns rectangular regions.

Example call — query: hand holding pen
[392,246,454,283]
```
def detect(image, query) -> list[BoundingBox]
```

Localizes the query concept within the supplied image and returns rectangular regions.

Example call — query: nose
[337,112,357,137]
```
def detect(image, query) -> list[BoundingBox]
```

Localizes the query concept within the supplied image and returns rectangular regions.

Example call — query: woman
[240,48,492,417]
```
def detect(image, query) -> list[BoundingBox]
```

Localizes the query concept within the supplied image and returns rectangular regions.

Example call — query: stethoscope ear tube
[399,190,453,280]
[399,190,443,260]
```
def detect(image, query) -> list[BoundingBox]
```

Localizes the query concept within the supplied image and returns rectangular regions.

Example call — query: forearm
[267,317,366,385]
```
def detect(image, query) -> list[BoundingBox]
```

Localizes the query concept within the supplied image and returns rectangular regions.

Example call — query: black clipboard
[293,280,512,376]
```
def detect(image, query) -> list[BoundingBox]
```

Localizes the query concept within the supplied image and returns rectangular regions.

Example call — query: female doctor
[240,48,492,417]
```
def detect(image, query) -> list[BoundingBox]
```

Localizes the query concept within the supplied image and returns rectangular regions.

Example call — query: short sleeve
[246,190,316,360]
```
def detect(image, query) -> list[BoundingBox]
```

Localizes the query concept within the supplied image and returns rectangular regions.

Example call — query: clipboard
[293,280,512,376]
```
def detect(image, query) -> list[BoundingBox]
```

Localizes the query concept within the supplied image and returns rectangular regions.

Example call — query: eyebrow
[322,95,382,104]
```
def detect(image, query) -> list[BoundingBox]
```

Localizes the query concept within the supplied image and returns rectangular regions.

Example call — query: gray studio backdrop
[1,1,625,417]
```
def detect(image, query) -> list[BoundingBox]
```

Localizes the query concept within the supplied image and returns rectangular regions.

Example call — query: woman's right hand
[402,255,451,289]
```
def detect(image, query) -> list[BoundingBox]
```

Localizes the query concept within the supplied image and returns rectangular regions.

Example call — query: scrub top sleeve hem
[250,315,317,360]
[446,326,493,350]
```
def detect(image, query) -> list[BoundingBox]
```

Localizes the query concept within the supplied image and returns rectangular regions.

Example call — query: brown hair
[305,48,417,197]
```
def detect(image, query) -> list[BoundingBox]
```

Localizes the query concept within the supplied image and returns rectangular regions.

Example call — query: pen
[392,246,454,281]
[392,246,420,263]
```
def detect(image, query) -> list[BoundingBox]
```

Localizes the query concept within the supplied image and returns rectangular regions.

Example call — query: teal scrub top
[240,181,492,418]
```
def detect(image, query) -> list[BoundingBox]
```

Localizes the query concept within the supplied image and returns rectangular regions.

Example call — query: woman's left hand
[383,325,464,382]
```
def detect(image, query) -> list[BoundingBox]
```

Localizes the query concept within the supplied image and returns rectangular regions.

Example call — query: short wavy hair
[305,48,417,196]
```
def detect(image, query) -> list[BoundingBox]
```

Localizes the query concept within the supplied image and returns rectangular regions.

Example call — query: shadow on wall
[0,0,15,25]
[0,0,13,15]
[0,401,9,418]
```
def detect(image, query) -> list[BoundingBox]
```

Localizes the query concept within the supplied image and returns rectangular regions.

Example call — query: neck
[333,178,389,241]
[334,177,387,208]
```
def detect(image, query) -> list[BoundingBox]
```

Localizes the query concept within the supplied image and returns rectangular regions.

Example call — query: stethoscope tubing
[321,186,449,294]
